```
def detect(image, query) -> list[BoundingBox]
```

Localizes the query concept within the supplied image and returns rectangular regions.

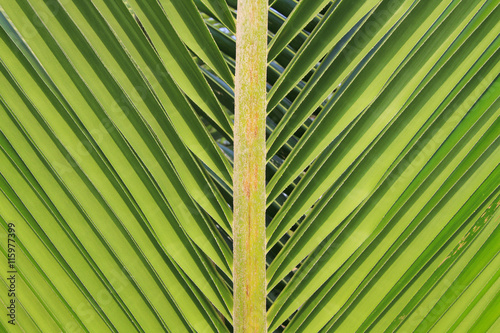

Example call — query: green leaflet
[267,0,382,111]
[267,49,500,331]
[0,28,232,331]
[267,0,498,248]
[266,0,417,159]
[196,0,236,33]
[157,0,234,86]
[0,0,498,331]
[1,0,234,233]
[268,0,333,62]
[124,0,235,141]
[267,0,471,203]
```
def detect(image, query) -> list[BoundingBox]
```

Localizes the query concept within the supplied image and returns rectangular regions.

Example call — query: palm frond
[0,0,498,331]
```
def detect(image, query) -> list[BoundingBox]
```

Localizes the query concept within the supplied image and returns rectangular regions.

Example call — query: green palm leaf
[0,0,498,331]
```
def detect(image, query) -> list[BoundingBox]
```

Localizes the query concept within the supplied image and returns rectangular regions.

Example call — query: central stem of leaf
[233,0,267,332]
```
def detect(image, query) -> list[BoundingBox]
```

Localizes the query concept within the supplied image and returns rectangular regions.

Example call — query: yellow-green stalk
[232,0,267,331]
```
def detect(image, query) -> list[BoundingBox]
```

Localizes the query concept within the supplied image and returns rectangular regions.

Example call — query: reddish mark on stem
[243,160,259,199]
